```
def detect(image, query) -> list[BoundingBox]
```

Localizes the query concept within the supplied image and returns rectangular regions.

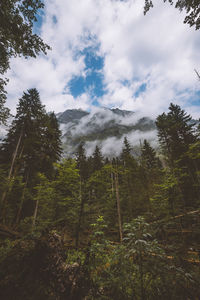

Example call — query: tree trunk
[15,172,29,227]
[75,179,84,248]
[114,172,123,243]
[111,172,114,194]
[1,129,23,223]
[9,128,23,179]
[32,197,39,230]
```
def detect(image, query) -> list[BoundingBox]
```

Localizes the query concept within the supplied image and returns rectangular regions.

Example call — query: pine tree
[141,139,161,169]
[76,142,88,181]
[0,89,62,223]
[92,145,103,172]
[140,139,162,206]
[40,112,62,177]
[52,159,80,234]
[156,103,196,165]
[1,89,45,176]
[120,137,132,166]
[0,89,62,179]
[156,103,199,207]
[75,142,88,247]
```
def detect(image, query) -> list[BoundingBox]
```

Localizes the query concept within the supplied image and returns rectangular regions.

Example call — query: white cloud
[84,130,158,157]
[59,106,157,156]
[5,0,200,118]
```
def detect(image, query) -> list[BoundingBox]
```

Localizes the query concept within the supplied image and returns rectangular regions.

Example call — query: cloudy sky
[5,0,200,118]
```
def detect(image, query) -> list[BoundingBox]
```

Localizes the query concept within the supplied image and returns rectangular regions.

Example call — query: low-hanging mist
[58,107,157,157]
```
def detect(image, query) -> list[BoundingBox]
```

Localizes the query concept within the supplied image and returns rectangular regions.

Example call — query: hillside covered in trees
[0,89,200,299]
[57,107,156,157]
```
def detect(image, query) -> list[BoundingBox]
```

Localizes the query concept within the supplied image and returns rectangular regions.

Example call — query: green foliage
[0,81,9,125]
[87,165,116,226]
[144,0,200,30]
[0,89,62,225]
[141,139,161,169]
[0,233,73,300]
[156,103,199,207]
[76,142,88,180]
[150,169,181,216]
[87,216,113,299]
[30,159,81,236]
[0,0,50,124]
[120,136,132,166]
[1,89,62,180]
[156,103,196,163]
[0,238,15,264]
[32,173,55,232]
[0,0,50,71]
[0,102,200,299]
[92,145,103,172]
[85,216,199,299]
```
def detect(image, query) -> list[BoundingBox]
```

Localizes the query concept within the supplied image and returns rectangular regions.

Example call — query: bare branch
[194,69,200,81]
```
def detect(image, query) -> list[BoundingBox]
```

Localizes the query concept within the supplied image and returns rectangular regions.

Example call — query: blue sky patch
[120,79,130,87]
[187,90,200,106]
[135,83,147,98]
[33,9,44,35]
[69,49,105,102]
[84,51,104,71]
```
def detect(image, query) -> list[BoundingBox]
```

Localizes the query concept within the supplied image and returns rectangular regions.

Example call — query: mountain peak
[57,107,134,124]
[57,107,156,157]
[110,108,134,117]
[57,109,89,124]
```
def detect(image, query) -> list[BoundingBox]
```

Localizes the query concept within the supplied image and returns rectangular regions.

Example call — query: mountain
[57,109,89,124]
[0,108,157,157]
[57,108,157,157]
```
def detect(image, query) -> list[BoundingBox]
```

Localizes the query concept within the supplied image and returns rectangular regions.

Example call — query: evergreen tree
[141,139,161,169]
[140,139,163,206]
[0,89,61,180]
[76,142,88,181]
[87,164,117,228]
[75,142,88,247]
[40,112,62,177]
[52,159,80,235]
[156,103,196,164]
[92,145,103,172]
[156,103,199,207]
[0,89,62,223]
[119,139,148,220]
[120,137,132,166]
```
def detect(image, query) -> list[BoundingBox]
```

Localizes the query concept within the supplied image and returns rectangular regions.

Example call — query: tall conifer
[0,89,62,222]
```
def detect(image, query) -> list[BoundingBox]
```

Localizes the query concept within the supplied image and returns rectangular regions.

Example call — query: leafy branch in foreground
[144,0,200,30]
[0,0,50,124]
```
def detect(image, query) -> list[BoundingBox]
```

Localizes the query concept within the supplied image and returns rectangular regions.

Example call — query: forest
[0,88,200,299]
[1,0,200,299]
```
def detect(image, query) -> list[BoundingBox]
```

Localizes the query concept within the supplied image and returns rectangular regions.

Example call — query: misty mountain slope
[57,109,89,124]
[58,108,157,157]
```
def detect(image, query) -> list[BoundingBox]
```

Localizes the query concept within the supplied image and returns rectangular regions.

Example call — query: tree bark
[1,128,23,223]
[114,172,123,243]
[75,179,84,248]
[15,172,29,227]
[111,172,114,194]
[32,196,39,230]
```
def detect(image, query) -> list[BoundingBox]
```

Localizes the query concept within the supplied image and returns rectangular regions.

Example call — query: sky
[5,0,200,119]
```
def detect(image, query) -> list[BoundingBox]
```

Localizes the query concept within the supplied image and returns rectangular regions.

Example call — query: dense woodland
[1,0,200,299]
[0,88,200,299]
